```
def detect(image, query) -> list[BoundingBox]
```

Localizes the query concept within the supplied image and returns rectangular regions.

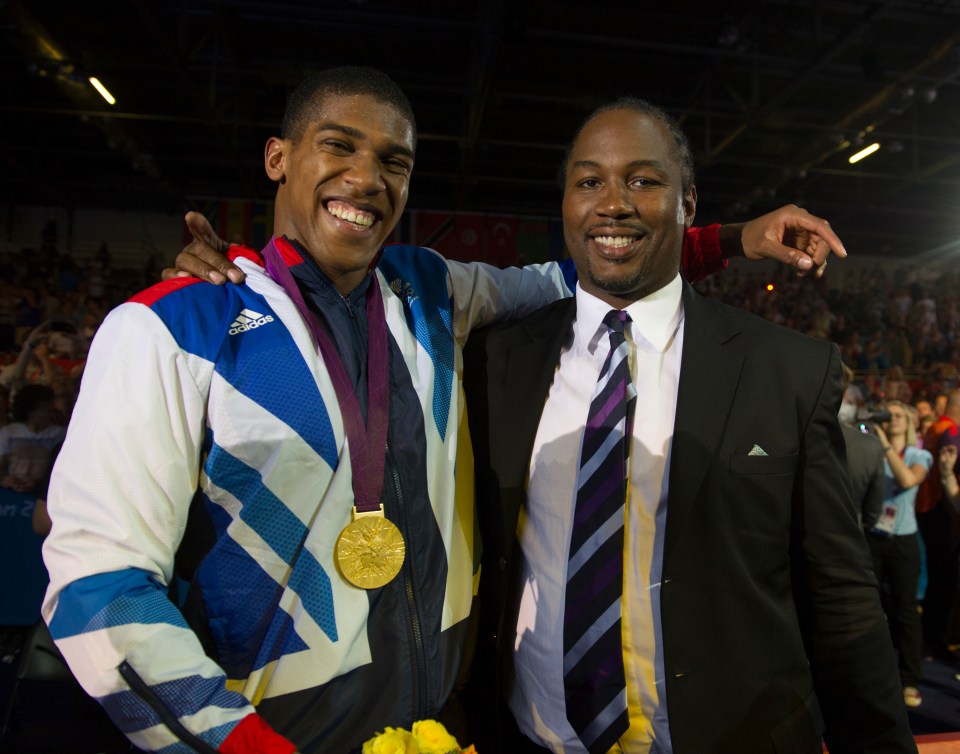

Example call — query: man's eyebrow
[315,122,415,159]
[569,158,666,171]
[626,159,667,171]
[569,159,601,171]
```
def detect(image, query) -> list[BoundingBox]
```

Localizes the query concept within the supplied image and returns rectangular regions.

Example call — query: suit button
[499,557,507,571]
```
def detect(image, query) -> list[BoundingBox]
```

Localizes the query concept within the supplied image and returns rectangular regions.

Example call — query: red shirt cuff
[682,224,726,284]
[219,713,297,754]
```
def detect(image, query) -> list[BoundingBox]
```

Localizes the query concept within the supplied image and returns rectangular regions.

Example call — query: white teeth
[327,205,374,227]
[594,235,633,248]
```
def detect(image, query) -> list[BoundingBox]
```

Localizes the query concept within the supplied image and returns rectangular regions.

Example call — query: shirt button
[499,557,507,571]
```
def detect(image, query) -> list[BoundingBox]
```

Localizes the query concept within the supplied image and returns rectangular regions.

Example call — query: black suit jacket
[463,282,915,754]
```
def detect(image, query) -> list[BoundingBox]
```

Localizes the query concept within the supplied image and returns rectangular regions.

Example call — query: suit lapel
[491,298,577,492]
[664,283,744,564]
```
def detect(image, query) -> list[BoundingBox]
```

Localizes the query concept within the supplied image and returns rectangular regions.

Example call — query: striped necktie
[564,309,636,754]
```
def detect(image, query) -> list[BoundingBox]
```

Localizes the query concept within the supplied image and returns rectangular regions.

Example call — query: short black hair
[558,96,694,192]
[281,66,417,150]
[12,384,54,423]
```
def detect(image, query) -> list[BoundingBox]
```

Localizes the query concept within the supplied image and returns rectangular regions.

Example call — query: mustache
[583,222,650,236]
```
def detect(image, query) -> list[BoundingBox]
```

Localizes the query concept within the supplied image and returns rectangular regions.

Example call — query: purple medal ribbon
[262,237,389,513]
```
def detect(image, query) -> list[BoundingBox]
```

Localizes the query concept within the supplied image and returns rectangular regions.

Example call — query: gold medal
[335,504,405,589]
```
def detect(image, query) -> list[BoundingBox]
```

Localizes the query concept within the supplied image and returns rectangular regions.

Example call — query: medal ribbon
[262,236,388,513]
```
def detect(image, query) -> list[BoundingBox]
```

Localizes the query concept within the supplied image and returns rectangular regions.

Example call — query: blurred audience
[695,261,960,402]
[915,389,960,663]
[0,384,66,492]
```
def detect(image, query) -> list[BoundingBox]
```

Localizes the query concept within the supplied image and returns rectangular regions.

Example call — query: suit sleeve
[41,304,293,754]
[795,345,916,752]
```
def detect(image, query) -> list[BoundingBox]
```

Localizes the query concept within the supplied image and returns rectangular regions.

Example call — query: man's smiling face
[562,107,696,308]
[268,92,415,294]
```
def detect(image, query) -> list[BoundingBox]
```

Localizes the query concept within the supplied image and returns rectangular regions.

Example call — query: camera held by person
[858,406,892,435]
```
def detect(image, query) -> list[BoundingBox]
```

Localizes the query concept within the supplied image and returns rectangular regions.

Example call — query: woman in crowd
[868,400,933,708]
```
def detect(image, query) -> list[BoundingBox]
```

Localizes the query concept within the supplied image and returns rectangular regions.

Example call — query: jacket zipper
[118,661,221,754]
[386,440,428,720]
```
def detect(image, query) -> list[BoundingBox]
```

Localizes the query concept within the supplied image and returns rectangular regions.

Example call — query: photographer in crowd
[868,400,933,708]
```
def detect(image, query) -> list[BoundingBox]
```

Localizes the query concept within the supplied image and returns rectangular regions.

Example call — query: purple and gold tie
[563,309,635,754]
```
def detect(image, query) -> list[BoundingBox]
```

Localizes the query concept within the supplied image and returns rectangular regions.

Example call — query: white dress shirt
[510,274,684,754]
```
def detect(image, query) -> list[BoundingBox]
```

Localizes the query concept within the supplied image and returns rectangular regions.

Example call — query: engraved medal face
[335,515,406,589]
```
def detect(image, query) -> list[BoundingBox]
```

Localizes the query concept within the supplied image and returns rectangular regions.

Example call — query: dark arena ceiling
[3,0,960,258]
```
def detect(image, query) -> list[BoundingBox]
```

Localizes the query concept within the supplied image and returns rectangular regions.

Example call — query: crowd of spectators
[0,237,147,671]
[0,236,151,503]
[695,258,960,405]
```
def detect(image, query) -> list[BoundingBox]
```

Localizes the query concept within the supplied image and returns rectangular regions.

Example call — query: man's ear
[265,137,288,184]
[683,185,697,229]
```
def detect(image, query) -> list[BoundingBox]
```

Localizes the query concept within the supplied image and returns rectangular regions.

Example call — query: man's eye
[323,139,351,151]
[630,177,656,188]
[384,158,412,174]
[577,178,600,189]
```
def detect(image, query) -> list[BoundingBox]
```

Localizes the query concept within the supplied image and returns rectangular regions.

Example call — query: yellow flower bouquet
[362,719,476,754]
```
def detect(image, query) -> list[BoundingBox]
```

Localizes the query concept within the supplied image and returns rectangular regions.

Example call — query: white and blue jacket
[42,239,570,754]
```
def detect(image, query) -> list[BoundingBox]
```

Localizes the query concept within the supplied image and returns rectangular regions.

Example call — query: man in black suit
[464,99,914,753]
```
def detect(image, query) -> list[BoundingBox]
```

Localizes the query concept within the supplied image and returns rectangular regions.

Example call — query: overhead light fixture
[88,76,115,105]
[849,143,880,164]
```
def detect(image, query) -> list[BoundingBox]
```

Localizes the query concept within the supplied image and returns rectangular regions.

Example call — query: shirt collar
[284,235,370,308]
[574,272,683,354]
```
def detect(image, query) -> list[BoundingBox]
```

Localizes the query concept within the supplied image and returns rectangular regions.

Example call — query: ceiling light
[88,76,115,105]
[849,143,880,164]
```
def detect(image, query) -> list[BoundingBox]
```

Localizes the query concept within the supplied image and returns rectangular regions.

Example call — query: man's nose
[596,183,632,218]
[344,154,386,194]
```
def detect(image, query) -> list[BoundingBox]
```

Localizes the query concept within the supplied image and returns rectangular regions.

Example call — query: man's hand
[939,445,957,475]
[725,204,847,278]
[161,212,245,285]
